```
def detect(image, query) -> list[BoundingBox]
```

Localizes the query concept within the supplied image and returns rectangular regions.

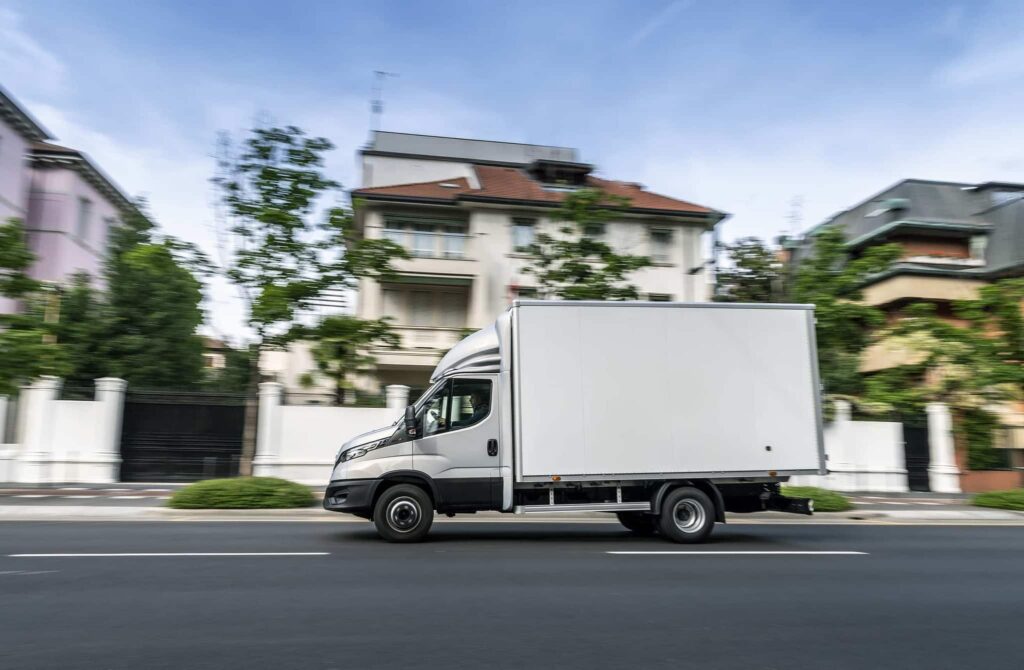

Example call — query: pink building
[1,85,144,312]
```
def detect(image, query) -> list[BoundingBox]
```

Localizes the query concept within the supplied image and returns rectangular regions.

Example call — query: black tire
[616,512,658,536]
[657,487,715,544]
[373,484,434,543]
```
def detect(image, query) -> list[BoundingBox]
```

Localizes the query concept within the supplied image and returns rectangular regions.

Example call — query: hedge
[781,485,853,512]
[972,489,1024,511]
[168,477,315,509]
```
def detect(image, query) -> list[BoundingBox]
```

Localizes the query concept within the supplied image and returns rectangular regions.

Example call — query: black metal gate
[902,421,931,492]
[119,391,247,482]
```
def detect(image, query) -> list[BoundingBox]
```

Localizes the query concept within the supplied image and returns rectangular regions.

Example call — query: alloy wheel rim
[387,497,421,532]
[672,499,706,533]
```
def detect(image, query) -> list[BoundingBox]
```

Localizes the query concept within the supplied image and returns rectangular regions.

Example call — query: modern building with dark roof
[800,178,1024,326]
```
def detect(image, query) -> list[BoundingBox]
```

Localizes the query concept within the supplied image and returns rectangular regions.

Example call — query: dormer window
[526,159,593,189]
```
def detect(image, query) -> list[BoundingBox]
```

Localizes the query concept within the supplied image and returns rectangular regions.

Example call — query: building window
[583,222,605,239]
[969,235,988,261]
[382,216,468,259]
[649,228,672,263]
[76,197,92,243]
[647,293,672,302]
[512,218,535,252]
[382,285,468,329]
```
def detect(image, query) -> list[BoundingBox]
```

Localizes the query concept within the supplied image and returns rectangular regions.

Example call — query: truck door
[413,376,500,510]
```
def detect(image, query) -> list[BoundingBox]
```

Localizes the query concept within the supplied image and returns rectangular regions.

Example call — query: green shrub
[972,489,1024,511]
[168,477,315,509]
[781,485,853,512]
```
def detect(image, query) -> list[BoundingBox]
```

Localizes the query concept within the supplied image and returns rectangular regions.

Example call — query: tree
[520,188,652,300]
[299,315,399,405]
[790,225,902,398]
[714,237,785,303]
[0,218,67,394]
[57,202,208,389]
[214,125,406,474]
[201,344,253,393]
[862,281,1024,468]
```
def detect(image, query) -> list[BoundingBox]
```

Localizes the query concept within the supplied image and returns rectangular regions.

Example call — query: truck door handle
[487,439,498,457]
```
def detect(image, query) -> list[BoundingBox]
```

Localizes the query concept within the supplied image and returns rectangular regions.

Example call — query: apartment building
[1,85,144,307]
[347,131,727,395]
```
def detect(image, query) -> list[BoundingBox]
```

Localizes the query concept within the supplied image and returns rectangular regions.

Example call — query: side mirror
[404,405,418,437]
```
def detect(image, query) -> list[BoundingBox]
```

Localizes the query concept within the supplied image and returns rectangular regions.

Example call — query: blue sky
[3,0,1024,339]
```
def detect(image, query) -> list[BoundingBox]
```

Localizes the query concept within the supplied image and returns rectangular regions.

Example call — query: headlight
[338,439,385,464]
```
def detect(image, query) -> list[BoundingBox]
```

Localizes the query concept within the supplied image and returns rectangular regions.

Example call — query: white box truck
[324,301,825,543]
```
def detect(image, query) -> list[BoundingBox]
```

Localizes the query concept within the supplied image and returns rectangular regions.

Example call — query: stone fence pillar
[0,394,8,443]
[253,382,284,478]
[93,378,127,483]
[16,376,61,483]
[385,385,410,412]
[927,402,961,493]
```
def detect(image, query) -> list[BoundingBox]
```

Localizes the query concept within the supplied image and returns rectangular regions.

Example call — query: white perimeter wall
[789,401,908,492]
[253,382,408,484]
[0,377,126,484]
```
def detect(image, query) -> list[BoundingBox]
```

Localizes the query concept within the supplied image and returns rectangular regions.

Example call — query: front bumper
[323,479,377,515]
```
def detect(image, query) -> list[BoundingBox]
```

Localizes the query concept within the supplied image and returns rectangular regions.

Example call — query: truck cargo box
[510,302,824,482]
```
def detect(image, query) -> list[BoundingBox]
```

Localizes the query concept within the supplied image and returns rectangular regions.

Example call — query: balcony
[372,326,466,369]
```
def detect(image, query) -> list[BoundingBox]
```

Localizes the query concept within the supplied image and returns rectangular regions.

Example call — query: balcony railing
[390,326,466,351]
[383,229,469,260]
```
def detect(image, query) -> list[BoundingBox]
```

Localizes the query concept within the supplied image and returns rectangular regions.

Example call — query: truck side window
[421,381,451,437]
[449,379,492,430]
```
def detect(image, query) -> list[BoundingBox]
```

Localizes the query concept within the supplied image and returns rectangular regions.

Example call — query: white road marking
[9,552,331,558]
[607,551,868,556]
[108,496,146,499]
[143,488,171,492]
[13,494,49,498]
[61,495,97,499]
[0,570,58,575]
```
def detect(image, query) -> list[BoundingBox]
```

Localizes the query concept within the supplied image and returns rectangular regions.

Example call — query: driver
[452,388,489,429]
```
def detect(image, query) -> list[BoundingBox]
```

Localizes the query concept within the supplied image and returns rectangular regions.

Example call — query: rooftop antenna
[370,70,399,133]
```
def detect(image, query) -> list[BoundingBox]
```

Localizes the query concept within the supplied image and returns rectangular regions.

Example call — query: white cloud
[0,7,65,96]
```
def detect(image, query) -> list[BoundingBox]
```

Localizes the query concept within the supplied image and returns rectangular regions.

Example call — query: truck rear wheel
[616,512,657,536]
[373,484,434,542]
[657,487,715,543]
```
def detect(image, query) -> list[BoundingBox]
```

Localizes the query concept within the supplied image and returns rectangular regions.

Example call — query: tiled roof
[353,166,716,216]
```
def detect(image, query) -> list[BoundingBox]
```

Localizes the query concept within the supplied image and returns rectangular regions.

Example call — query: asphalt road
[2,520,1022,670]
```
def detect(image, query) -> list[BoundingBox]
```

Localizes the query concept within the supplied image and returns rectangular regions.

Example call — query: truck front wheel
[657,487,715,543]
[373,484,434,542]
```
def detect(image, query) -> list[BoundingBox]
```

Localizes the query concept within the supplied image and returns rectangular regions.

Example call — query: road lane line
[13,494,49,498]
[607,551,868,555]
[9,552,331,558]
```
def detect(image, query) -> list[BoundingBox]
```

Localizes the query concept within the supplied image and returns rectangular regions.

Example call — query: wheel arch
[372,471,439,510]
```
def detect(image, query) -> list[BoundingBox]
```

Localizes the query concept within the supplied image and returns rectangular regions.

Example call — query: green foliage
[791,226,902,397]
[714,237,785,303]
[201,344,253,393]
[168,476,315,509]
[862,285,1024,417]
[520,188,652,300]
[781,485,854,512]
[299,315,400,404]
[0,218,67,394]
[972,488,1024,511]
[959,408,1010,471]
[57,201,206,390]
[215,125,406,345]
